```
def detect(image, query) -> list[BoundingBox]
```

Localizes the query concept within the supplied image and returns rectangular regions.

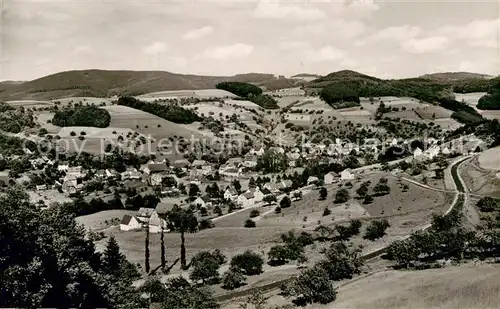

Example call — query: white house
[224,188,238,201]
[413,147,424,160]
[424,146,441,160]
[324,171,340,185]
[193,196,212,209]
[237,191,255,208]
[249,147,265,156]
[307,176,319,185]
[57,164,69,172]
[120,215,142,231]
[247,187,264,203]
[148,211,168,233]
[340,169,355,181]
[136,207,156,225]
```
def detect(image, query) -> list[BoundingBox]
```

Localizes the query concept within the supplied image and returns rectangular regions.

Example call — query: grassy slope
[0,70,297,100]
[326,264,500,309]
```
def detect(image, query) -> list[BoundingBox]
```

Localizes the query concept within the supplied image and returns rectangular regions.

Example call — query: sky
[1,0,500,81]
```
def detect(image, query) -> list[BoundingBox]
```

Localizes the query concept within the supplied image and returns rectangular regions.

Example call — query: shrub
[363,195,374,204]
[222,269,245,290]
[319,187,327,200]
[282,266,337,305]
[80,131,86,136]
[275,206,282,214]
[280,196,291,208]
[249,209,260,218]
[364,219,390,241]
[230,251,264,276]
[244,219,256,228]
[70,131,76,136]
[322,207,331,216]
[334,189,350,203]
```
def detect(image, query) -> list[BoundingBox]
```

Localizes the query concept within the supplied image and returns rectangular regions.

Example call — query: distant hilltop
[419,72,494,82]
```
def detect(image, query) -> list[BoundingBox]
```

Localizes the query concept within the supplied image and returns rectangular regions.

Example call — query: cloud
[401,36,449,54]
[291,20,366,39]
[436,18,500,48]
[253,0,325,21]
[143,42,167,55]
[73,45,92,55]
[372,25,421,42]
[278,41,310,50]
[304,46,345,62]
[201,43,254,59]
[182,26,213,40]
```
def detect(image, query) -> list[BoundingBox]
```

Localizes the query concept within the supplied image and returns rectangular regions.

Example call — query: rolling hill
[0,70,296,100]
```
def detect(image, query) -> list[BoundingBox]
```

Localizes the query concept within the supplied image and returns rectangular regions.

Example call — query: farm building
[148,211,168,233]
[307,176,319,185]
[120,215,142,231]
[224,188,238,201]
[247,187,264,203]
[238,191,255,208]
[340,169,355,181]
[193,196,212,209]
[324,171,340,185]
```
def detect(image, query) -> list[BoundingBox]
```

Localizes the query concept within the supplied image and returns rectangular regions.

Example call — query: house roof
[121,214,134,225]
[243,191,254,199]
[191,160,207,167]
[155,203,176,215]
[137,207,155,217]
[226,188,238,195]
[327,171,339,177]
[147,162,168,172]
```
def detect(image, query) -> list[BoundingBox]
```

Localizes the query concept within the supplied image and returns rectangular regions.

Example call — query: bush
[280,196,291,208]
[80,131,86,136]
[230,251,264,276]
[322,207,331,216]
[319,187,327,200]
[282,266,337,305]
[275,206,282,214]
[70,131,76,136]
[334,189,350,203]
[364,219,390,241]
[249,209,260,218]
[222,269,245,290]
[363,195,374,204]
[199,219,214,230]
[476,197,500,212]
[244,219,256,228]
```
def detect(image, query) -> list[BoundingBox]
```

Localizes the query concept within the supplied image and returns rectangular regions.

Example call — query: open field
[323,264,500,309]
[136,89,238,101]
[76,209,136,231]
[224,99,261,110]
[460,156,500,196]
[102,225,293,268]
[27,189,73,206]
[185,101,257,122]
[274,96,304,108]
[292,97,333,111]
[6,100,54,108]
[432,118,462,130]
[253,174,447,230]
[478,146,500,171]
[384,110,423,121]
[454,92,500,120]
[454,92,487,106]
[414,104,453,119]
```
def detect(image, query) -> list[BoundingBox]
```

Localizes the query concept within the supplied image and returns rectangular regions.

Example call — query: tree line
[52,104,111,127]
[117,96,201,124]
